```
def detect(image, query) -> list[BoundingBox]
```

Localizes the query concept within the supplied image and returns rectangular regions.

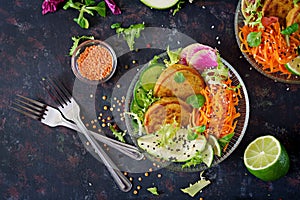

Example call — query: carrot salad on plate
[238,0,300,78]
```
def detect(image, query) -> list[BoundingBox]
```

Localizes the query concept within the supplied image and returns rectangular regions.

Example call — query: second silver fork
[44,78,133,192]
[12,95,143,161]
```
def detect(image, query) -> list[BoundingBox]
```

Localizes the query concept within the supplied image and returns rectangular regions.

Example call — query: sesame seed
[138,177,142,181]
[144,172,149,177]
[133,190,138,195]
[102,96,107,100]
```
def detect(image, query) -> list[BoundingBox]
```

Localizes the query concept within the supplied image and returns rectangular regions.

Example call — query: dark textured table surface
[1,0,300,199]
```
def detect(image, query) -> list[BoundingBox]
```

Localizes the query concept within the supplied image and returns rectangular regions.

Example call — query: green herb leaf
[63,0,106,29]
[247,31,262,47]
[111,23,145,51]
[109,125,126,143]
[294,0,300,5]
[110,23,121,29]
[69,35,95,56]
[174,72,185,83]
[147,187,159,195]
[281,23,299,35]
[74,16,89,29]
[87,2,106,17]
[187,130,198,141]
[218,132,234,149]
[193,125,206,133]
[186,94,205,108]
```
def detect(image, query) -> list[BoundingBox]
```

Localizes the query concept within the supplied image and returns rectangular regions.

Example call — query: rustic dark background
[1,0,300,199]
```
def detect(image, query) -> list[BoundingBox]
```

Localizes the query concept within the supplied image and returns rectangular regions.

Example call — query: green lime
[208,134,222,157]
[202,144,214,167]
[244,135,290,181]
[285,56,300,76]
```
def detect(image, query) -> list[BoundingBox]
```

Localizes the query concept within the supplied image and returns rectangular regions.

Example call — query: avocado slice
[137,129,207,162]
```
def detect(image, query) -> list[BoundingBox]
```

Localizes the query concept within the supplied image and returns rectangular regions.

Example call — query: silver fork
[44,78,132,192]
[11,94,143,161]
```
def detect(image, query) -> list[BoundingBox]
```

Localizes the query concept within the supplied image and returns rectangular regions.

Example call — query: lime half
[285,56,300,76]
[140,0,179,9]
[244,135,290,181]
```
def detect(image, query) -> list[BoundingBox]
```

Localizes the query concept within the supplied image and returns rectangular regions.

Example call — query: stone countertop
[0,0,300,199]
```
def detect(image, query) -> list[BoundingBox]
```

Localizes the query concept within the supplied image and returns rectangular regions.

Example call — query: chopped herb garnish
[174,72,185,83]
[247,31,262,47]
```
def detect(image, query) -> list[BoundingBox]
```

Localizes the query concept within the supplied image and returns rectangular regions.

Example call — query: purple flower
[42,0,65,15]
[104,0,121,15]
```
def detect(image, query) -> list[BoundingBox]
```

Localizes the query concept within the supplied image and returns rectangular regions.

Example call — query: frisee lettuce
[156,120,180,147]
[164,46,182,67]
[111,22,145,51]
[69,35,95,56]
[109,125,126,143]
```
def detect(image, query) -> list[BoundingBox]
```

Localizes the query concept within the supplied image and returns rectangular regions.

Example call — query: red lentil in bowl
[71,40,117,84]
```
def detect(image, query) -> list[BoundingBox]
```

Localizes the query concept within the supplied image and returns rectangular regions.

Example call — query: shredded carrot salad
[193,78,241,139]
[239,21,300,78]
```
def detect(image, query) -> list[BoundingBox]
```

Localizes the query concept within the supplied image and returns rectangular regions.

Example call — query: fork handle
[74,116,132,192]
[58,118,143,160]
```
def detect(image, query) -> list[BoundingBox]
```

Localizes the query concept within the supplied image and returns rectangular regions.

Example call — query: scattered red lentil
[77,45,113,81]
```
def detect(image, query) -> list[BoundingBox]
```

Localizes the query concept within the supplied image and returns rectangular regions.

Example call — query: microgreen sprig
[63,0,106,29]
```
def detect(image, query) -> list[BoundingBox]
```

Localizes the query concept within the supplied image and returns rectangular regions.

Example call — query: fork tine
[43,78,69,107]
[16,94,46,110]
[10,105,40,120]
[11,101,44,121]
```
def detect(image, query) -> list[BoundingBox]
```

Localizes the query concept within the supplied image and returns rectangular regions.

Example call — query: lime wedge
[202,144,214,167]
[208,134,221,157]
[140,0,179,9]
[285,56,300,76]
[244,135,290,181]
